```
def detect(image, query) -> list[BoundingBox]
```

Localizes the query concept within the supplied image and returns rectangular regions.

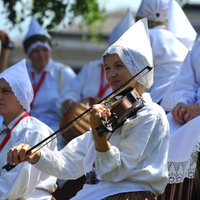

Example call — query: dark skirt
[103,191,156,200]
[158,152,200,200]
[157,178,194,200]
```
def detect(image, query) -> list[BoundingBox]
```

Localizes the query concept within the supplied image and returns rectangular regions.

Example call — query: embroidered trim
[168,142,200,183]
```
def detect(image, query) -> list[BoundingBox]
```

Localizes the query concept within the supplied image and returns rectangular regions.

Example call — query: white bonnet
[103,18,153,89]
[136,0,197,49]
[136,0,170,22]
[108,8,135,46]
[23,17,52,55]
[0,59,33,112]
[168,0,197,50]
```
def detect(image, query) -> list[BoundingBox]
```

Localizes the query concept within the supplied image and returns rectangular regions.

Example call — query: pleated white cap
[23,17,51,42]
[103,18,153,89]
[136,0,197,49]
[0,59,33,112]
[108,8,135,46]
[23,18,52,54]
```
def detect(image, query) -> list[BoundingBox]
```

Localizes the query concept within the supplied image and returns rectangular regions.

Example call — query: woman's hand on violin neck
[90,104,111,129]
[7,144,41,165]
[90,104,111,152]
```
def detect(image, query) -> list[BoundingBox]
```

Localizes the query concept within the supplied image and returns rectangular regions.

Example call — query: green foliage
[1,0,106,35]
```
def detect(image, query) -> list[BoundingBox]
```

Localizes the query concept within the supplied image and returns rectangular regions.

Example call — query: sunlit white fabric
[0,59,33,112]
[0,112,57,199]
[103,18,153,89]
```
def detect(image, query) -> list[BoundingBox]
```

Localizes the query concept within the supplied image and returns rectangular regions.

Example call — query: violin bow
[1,66,152,172]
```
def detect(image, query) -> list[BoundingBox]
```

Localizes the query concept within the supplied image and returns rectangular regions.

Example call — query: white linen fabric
[108,8,135,46]
[57,59,112,107]
[27,59,76,132]
[0,112,57,199]
[168,0,197,50]
[35,94,169,198]
[160,39,200,183]
[147,25,188,103]
[0,59,33,112]
[136,0,169,22]
[103,18,153,89]
[136,0,197,49]
[27,41,51,56]
[23,17,51,41]
[161,39,200,111]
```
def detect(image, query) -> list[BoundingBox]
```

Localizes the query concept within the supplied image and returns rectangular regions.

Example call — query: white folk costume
[33,19,169,199]
[136,0,196,104]
[161,38,200,175]
[0,60,57,200]
[57,8,134,109]
[158,39,200,199]
[24,18,76,132]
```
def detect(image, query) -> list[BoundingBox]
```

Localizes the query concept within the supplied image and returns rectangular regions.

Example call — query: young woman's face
[0,79,24,123]
[104,53,135,91]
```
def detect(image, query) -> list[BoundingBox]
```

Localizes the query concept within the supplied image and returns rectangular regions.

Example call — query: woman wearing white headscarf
[135,0,196,104]
[58,9,134,147]
[158,39,200,199]
[0,60,57,199]
[7,19,169,199]
[23,17,76,149]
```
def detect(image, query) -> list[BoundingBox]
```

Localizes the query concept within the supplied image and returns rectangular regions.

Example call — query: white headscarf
[103,18,153,89]
[108,8,135,46]
[0,59,33,112]
[23,17,52,55]
[136,0,197,49]
[136,0,169,22]
[168,0,197,50]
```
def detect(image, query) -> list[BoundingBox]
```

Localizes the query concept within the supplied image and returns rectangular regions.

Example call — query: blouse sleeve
[95,110,169,183]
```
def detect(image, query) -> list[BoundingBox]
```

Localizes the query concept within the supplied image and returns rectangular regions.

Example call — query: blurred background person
[158,38,200,199]
[135,0,197,104]
[23,18,76,149]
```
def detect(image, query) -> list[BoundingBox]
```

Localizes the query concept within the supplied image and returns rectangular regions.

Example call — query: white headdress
[108,8,135,46]
[136,0,197,49]
[103,18,153,89]
[0,59,33,112]
[136,0,169,23]
[23,17,52,55]
[168,0,197,49]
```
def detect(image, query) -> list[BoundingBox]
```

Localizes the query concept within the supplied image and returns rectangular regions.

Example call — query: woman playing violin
[7,19,169,200]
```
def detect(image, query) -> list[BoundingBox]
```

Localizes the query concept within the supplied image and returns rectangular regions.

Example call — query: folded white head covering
[103,18,153,89]
[23,17,52,55]
[108,8,135,46]
[136,0,169,23]
[136,0,197,49]
[0,59,33,112]
[168,0,197,49]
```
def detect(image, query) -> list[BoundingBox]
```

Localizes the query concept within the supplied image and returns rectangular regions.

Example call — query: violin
[96,87,145,136]
[1,66,152,172]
